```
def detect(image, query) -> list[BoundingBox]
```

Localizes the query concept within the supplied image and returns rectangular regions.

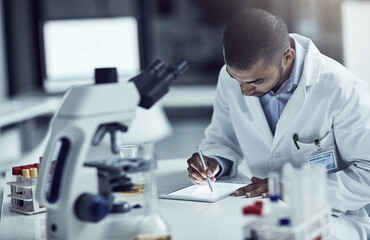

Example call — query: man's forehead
[226,60,273,79]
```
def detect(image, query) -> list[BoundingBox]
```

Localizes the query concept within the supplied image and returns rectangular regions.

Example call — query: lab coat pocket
[317,130,335,147]
[292,130,336,167]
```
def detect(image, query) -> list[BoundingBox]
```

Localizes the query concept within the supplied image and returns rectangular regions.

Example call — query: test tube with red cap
[12,167,22,182]
[10,167,22,197]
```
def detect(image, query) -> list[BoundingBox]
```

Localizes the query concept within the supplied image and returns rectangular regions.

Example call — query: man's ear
[283,48,295,65]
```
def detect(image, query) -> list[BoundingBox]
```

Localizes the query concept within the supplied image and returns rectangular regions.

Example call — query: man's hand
[234,177,269,198]
[187,152,220,185]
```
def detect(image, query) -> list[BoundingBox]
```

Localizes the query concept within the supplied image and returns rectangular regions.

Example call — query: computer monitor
[41,17,141,93]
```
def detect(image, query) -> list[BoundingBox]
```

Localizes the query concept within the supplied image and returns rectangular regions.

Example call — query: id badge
[304,144,337,171]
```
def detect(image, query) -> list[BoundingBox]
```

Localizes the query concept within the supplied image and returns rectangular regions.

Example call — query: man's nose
[240,83,255,96]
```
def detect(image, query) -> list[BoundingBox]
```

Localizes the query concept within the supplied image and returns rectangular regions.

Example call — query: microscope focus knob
[74,193,109,223]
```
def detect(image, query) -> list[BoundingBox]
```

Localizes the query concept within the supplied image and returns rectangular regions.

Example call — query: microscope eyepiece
[169,59,190,77]
[148,59,165,76]
[129,59,189,109]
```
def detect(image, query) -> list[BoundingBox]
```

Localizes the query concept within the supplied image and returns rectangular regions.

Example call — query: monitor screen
[42,17,140,93]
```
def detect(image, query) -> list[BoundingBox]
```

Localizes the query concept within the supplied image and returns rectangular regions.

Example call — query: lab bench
[0,158,256,240]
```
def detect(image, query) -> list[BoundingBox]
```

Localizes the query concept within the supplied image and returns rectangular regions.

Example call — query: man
[187,8,370,239]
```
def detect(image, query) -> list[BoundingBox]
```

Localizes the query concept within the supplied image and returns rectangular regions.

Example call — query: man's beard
[253,64,284,97]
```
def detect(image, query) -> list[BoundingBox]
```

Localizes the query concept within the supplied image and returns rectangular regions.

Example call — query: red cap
[242,206,262,216]
[12,167,22,175]
[20,165,29,169]
[254,201,263,208]
[242,201,264,216]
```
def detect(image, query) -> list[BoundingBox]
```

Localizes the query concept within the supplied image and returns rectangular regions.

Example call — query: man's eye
[254,79,264,85]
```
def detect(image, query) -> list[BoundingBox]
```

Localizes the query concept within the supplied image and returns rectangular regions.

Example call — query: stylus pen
[197,146,214,192]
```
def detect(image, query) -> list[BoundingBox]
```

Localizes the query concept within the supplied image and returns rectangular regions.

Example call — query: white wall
[342,1,370,85]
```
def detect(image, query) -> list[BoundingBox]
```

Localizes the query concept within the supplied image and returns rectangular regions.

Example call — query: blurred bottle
[135,160,171,240]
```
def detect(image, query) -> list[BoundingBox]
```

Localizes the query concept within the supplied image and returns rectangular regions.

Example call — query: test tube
[30,167,38,178]
[22,169,31,179]
[11,167,22,198]
[314,165,327,211]
[282,163,300,225]
[268,171,280,202]
[12,167,22,182]
[301,165,311,221]
[282,163,293,204]
[22,169,32,197]
[30,168,38,186]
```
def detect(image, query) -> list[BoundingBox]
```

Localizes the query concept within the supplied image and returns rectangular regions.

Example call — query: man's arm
[329,80,370,214]
[186,66,245,184]
[198,66,244,177]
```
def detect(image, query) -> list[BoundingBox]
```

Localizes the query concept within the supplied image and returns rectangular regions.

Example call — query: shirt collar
[273,37,306,95]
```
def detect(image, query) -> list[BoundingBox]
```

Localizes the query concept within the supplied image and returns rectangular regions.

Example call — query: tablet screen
[164,182,246,202]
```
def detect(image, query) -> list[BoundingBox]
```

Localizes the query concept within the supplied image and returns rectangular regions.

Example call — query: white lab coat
[200,34,370,237]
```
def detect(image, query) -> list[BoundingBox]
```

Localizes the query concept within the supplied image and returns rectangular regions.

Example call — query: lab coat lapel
[270,38,322,153]
[245,96,273,143]
[271,80,306,152]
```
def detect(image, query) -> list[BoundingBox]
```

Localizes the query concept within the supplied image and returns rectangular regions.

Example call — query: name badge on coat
[293,133,338,171]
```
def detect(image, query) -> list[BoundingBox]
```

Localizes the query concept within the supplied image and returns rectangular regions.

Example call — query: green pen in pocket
[293,133,300,150]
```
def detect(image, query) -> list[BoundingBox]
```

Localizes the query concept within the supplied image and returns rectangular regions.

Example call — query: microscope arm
[92,123,128,154]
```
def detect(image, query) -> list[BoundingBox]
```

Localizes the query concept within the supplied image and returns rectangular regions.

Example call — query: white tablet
[159,182,247,203]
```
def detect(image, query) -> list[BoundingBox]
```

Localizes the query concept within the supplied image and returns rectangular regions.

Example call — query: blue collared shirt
[259,37,306,135]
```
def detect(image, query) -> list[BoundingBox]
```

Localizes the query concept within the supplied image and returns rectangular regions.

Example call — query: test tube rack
[289,205,331,240]
[243,164,331,240]
[7,180,46,215]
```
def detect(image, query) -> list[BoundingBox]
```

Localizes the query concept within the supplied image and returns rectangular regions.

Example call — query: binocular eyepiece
[94,59,189,109]
[130,59,190,109]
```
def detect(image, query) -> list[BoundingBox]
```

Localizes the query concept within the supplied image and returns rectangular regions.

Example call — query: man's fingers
[205,159,220,177]
[234,181,269,197]
[189,174,207,185]
[187,167,205,181]
[261,192,269,198]
[234,183,259,196]
[187,154,207,178]
[187,152,220,184]
[246,186,268,198]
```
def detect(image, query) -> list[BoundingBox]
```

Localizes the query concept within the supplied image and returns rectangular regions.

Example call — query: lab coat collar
[243,34,323,153]
[290,33,322,86]
[270,34,322,152]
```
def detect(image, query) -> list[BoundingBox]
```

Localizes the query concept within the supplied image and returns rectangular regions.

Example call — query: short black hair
[223,8,290,70]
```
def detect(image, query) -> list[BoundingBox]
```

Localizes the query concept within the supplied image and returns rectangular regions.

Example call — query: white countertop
[0,158,259,240]
[0,95,61,128]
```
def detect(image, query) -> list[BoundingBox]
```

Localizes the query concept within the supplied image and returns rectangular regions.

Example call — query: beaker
[119,145,139,158]
[119,144,146,193]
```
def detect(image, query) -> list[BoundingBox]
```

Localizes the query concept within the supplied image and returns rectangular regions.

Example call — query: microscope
[36,59,189,240]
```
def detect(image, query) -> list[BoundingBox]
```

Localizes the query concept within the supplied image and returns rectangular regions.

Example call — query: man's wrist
[210,156,233,178]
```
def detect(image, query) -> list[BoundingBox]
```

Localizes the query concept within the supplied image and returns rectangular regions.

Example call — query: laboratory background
[0,0,369,239]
